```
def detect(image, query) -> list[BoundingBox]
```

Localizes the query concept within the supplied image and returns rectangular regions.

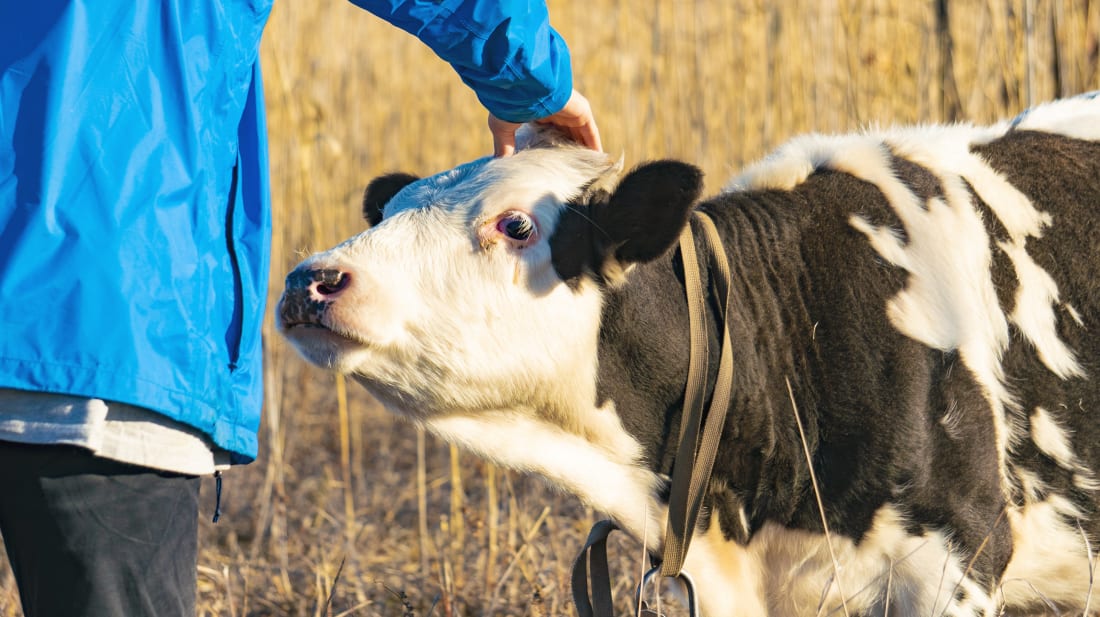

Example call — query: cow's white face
[278,144,624,421]
[278,135,703,554]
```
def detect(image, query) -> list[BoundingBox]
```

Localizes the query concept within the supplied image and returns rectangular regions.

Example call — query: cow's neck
[596,196,820,542]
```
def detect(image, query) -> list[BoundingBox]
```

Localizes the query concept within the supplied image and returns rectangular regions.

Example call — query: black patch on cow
[550,195,601,289]
[964,178,1019,316]
[889,150,945,213]
[603,161,704,263]
[902,353,1013,584]
[362,172,420,226]
[595,253,694,465]
[595,180,829,534]
[705,478,751,545]
[550,161,703,288]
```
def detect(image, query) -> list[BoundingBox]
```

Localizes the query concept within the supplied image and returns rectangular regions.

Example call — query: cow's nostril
[313,270,350,296]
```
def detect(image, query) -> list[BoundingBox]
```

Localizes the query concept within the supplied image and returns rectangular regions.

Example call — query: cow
[277,92,1100,617]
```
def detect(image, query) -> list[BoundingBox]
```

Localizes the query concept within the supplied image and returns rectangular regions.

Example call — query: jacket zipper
[224,161,244,371]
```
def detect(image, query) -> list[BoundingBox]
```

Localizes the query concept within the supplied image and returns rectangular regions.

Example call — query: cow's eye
[497,212,535,241]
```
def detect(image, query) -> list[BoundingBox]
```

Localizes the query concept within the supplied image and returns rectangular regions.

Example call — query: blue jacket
[0,0,574,463]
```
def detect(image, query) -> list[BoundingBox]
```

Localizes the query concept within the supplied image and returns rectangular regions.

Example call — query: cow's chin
[283,326,372,373]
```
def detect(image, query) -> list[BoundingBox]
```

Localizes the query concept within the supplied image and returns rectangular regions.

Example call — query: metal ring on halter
[635,566,702,617]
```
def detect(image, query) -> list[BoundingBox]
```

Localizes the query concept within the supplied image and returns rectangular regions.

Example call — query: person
[0,2,601,615]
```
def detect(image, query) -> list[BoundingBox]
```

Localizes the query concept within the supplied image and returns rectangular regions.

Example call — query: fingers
[573,118,602,152]
[537,90,603,152]
[488,114,522,157]
[488,90,603,157]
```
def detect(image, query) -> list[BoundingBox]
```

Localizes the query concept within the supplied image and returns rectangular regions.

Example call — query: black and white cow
[278,93,1100,617]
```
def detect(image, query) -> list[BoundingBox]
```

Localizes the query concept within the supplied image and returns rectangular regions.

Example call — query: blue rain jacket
[0,0,574,463]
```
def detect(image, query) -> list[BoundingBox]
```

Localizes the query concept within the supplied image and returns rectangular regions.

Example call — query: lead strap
[570,211,735,616]
[212,470,223,523]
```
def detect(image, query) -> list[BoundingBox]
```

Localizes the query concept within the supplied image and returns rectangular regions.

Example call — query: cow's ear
[594,160,703,278]
[362,173,419,227]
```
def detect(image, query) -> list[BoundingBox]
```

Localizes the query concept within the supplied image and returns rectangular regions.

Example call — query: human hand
[489,89,603,157]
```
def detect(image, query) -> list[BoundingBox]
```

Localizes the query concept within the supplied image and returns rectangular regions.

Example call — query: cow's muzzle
[278,267,351,329]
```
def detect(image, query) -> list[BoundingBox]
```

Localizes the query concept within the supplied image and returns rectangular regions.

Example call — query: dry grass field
[2,1,1099,616]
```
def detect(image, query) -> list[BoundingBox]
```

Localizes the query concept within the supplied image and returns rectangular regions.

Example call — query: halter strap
[572,210,736,615]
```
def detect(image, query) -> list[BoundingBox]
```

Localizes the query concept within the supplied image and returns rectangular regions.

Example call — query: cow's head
[277,127,703,420]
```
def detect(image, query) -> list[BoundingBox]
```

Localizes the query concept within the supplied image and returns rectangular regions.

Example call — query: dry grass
[2,1,1099,615]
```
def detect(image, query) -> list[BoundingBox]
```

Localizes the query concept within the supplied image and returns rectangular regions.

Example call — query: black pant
[0,441,200,617]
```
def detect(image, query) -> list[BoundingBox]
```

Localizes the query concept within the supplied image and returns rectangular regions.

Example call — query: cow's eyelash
[497,211,536,241]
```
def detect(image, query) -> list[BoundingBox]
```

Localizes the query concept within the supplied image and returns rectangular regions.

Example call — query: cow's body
[278,93,1100,616]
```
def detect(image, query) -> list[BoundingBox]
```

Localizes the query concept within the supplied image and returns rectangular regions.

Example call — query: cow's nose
[285,267,352,301]
[280,267,352,329]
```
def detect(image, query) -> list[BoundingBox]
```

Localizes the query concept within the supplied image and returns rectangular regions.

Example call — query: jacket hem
[0,355,258,463]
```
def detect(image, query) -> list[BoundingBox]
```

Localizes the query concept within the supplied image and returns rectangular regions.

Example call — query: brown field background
[2,1,1099,616]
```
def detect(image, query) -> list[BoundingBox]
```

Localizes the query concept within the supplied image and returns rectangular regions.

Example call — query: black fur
[550,161,703,288]
[362,172,419,226]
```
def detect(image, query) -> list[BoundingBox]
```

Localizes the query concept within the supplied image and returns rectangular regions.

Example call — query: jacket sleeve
[348,0,573,123]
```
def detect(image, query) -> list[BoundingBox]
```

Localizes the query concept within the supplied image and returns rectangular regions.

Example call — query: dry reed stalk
[448,443,465,588]
[320,556,346,617]
[1052,0,1069,95]
[486,463,500,594]
[637,503,651,617]
[936,0,964,122]
[238,565,251,617]
[438,515,456,617]
[1080,521,1097,616]
[836,0,866,126]
[332,601,373,617]
[336,373,355,549]
[487,506,553,614]
[1025,0,1038,107]
[935,508,1008,617]
[505,473,520,559]
[787,378,851,617]
[197,565,236,617]
[417,427,431,575]
[883,562,893,617]
[990,0,1026,113]
[249,340,283,563]
[272,476,293,603]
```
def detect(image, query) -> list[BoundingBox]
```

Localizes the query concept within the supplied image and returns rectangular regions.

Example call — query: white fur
[1031,407,1078,471]
[1005,89,1100,140]
[1029,406,1100,493]
[725,133,888,193]
[685,503,998,617]
[286,147,619,431]
[1001,495,1096,610]
[681,519,768,617]
[282,142,669,536]
[425,408,663,543]
[1004,241,1085,379]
